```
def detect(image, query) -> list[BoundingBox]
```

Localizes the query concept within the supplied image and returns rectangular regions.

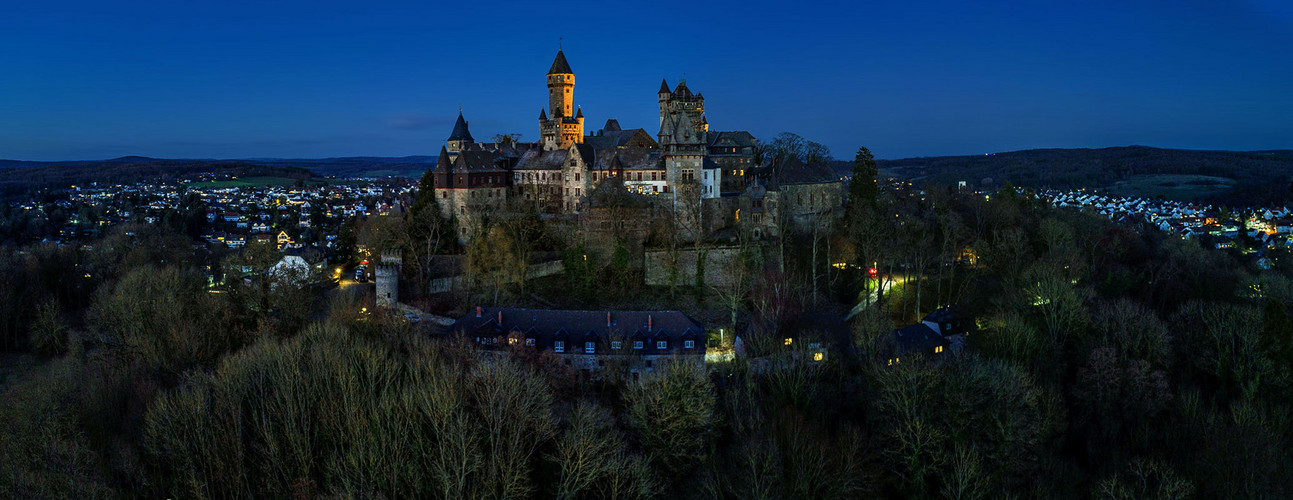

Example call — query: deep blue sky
[3,0,1292,161]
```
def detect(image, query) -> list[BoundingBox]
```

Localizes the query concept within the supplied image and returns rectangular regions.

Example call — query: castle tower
[446,111,474,154]
[540,50,584,151]
[375,249,401,307]
[658,80,709,194]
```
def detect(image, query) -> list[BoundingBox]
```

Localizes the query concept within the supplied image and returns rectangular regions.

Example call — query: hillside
[0,155,434,199]
[873,146,1293,204]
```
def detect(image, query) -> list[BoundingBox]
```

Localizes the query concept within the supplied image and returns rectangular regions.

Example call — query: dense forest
[3,152,1293,499]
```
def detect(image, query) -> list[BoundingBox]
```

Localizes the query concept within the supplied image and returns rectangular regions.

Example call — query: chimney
[606,312,611,327]
[648,315,653,331]
[498,311,503,325]
[476,306,482,318]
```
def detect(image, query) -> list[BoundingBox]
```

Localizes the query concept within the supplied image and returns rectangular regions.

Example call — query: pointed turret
[547,50,573,75]
[539,108,547,121]
[659,78,671,94]
[436,146,452,171]
[448,112,473,142]
[576,106,584,119]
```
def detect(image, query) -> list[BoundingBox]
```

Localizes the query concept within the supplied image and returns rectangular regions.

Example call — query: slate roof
[659,78,671,93]
[591,148,661,171]
[753,156,839,189]
[456,151,506,172]
[884,324,950,356]
[672,80,694,99]
[450,307,705,356]
[585,128,658,150]
[548,50,573,74]
[448,112,474,142]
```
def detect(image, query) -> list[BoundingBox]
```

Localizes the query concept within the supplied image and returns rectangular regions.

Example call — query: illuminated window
[813,352,824,362]
[585,342,595,354]
[525,338,535,347]
[935,345,944,354]
[554,341,565,353]
[508,337,519,345]
[784,338,793,346]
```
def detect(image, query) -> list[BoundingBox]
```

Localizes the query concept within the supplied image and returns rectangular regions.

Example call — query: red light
[869,267,877,277]
[359,260,369,265]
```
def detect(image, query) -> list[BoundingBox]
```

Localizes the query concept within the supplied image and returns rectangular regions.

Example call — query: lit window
[525,338,535,347]
[784,338,793,346]
[935,345,944,354]
[656,340,667,350]
[508,337,518,345]
[585,342,595,354]
[611,341,622,350]
[813,352,824,362]
[554,341,565,353]
[634,340,643,349]
[684,340,695,349]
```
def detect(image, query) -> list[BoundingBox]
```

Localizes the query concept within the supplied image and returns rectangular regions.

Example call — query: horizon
[4,1,1293,161]
[2,142,1293,165]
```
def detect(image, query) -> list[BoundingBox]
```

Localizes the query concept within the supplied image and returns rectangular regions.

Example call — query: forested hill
[870,146,1293,205]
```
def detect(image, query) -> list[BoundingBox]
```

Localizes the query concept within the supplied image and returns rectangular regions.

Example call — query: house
[880,324,950,366]
[881,307,974,365]
[276,230,295,249]
[448,307,705,376]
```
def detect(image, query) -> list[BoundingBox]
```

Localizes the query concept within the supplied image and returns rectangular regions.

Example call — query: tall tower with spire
[446,111,474,154]
[539,50,584,150]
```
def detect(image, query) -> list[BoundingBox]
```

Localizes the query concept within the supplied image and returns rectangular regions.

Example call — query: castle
[431,50,841,242]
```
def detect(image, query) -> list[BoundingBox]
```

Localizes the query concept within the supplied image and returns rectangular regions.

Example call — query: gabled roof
[548,50,573,75]
[449,307,705,355]
[672,80,693,99]
[453,150,506,172]
[448,112,474,142]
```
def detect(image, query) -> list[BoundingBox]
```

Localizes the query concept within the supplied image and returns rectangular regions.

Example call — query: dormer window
[585,342,595,354]
[525,338,535,347]
[684,340,695,349]
[656,340,667,350]
[634,340,644,349]
[554,341,565,353]
[611,341,622,350]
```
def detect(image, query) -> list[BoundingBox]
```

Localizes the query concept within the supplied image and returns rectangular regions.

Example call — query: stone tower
[539,50,584,151]
[658,79,709,196]
[375,249,401,307]
[446,111,474,154]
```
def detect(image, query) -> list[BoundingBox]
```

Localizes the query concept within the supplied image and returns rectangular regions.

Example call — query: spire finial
[559,37,563,50]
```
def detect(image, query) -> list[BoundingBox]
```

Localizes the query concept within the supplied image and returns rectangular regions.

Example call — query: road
[844,275,901,321]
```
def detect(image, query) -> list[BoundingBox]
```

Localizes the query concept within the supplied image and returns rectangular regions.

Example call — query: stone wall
[643,246,741,287]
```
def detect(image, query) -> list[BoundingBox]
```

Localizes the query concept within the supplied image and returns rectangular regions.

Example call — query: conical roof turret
[547,50,573,75]
[448,112,473,142]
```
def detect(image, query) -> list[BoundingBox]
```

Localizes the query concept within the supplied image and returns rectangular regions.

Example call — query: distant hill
[0,155,442,198]
[864,146,1293,205]
[0,157,316,198]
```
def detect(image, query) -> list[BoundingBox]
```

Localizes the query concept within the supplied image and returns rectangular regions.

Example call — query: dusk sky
[3,0,1292,161]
